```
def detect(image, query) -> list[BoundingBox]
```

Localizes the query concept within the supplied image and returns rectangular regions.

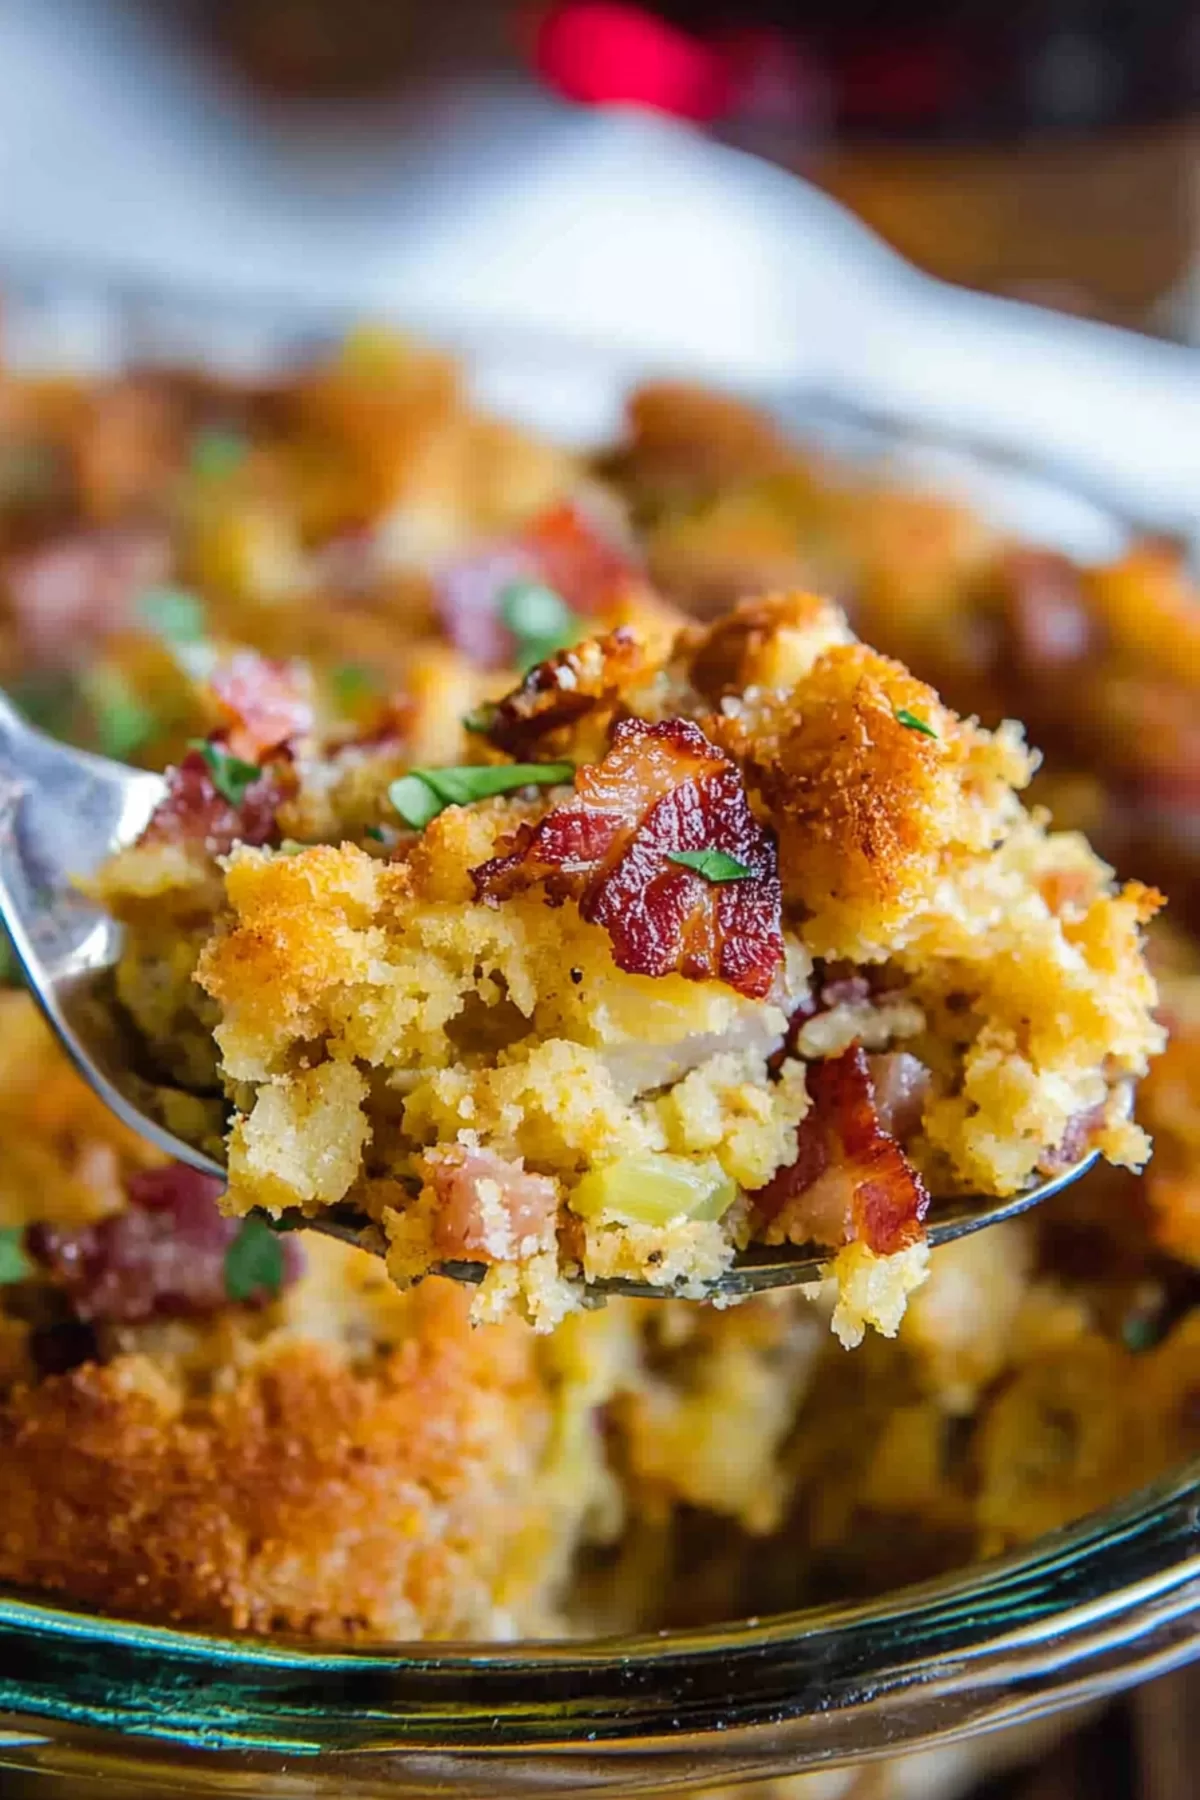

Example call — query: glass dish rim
[0,276,1197,1785]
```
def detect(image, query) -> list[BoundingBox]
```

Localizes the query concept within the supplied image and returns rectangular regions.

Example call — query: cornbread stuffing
[94,590,1162,1334]
[0,335,1195,1667]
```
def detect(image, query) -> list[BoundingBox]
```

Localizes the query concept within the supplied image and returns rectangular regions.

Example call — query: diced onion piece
[570,1152,736,1226]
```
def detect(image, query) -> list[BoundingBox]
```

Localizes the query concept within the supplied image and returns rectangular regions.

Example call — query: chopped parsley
[191,739,261,807]
[499,580,581,671]
[0,931,20,988]
[668,849,754,883]
[0,1226,32,1286]
[363,824,385,842]
[191,427,248,481]
[7,670,77,740]
[1121,1311,1164,1354]
[0,441,59,505]
[894,707,938,739]
[87,668,157,761]
[224,1214,286,1302]
[462,702,498,736]
[389,761,574,830]
[331,662,380,708]
[137,585,207,645]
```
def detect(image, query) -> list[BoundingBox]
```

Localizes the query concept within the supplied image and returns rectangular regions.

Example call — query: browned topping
[482,626,654,760]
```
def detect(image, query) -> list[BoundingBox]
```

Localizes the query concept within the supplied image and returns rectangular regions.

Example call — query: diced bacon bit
[767,963,881,1075]
[25,1164,303,1324]
[143,745,292,855]
[752,1044,930,1255]
[421,1147,558,1262]
[1038,867,1098,914]
[471,717,784,1000]
[1001,550,1097,675]
[820,973,873,1008]
[521,500,638,617]
[4,525,172,663]
[867,1051,933,1143]
[208,651,314,761]
[483,626,655,759]
[434,501,638,670]
[1038,1102,1108,1175]
[310,523,380,598]
[436,543,539,669]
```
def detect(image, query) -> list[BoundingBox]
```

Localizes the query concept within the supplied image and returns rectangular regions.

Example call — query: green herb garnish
[191,427,248,481]
[7,670,77,740]
[499,580,581,671]
[463,702,498,736]
[0,441,59,505]
[191,739,262,807]
[894,707,938,739]
[1121,1312,1163,1354]
[224,1214,286,1302]
[87,668,157,760]
[389,762,574,829]
[363,825,385,843]
[668,849,754,883]
[331,662,380,708]
[137,585,207,645]
[0,1226,32,1286]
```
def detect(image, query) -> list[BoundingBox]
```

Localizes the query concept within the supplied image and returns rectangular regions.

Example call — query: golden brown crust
[0,1280,554,1640]
[621,383,797,500]
[709,636,1029,950]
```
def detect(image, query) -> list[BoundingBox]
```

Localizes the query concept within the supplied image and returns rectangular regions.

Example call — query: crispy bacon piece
[766,963,882,1075]
[421,1148,558,1263]
[868,1051,933,1143]
[522,500,636,616]
[208,652,314,761]
[436,543,536,668]
[1038,1102,1108,1176]
[472,717,783,1000]
[435,501,638,670]
[5,526,171,663]
[143,745,290,855]
[26,1164,304,1324]
[753,1044,929,1255]
[1001,550,1097,676]
[483,626,654,760]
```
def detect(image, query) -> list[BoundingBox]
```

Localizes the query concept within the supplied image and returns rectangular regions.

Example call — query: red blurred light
[534,3,732,122]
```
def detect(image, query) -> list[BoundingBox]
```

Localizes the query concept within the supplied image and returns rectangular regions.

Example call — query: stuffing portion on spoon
[99,593,1164,1337]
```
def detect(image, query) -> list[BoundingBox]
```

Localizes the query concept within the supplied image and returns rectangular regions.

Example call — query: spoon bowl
[0,688,1099,1299]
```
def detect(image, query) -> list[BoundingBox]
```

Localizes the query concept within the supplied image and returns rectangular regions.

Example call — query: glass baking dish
[0,270,1196,1797]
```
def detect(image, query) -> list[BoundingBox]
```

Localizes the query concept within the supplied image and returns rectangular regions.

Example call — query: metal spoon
[0,690,1097,1300]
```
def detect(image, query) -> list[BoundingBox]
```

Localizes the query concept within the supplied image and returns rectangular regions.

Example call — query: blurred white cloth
[0,0,1199,531]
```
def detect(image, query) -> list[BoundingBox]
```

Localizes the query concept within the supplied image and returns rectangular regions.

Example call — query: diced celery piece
[569,1153,736,1227]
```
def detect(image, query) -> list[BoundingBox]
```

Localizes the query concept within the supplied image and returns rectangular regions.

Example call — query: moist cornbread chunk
[187,594,1164,1336]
